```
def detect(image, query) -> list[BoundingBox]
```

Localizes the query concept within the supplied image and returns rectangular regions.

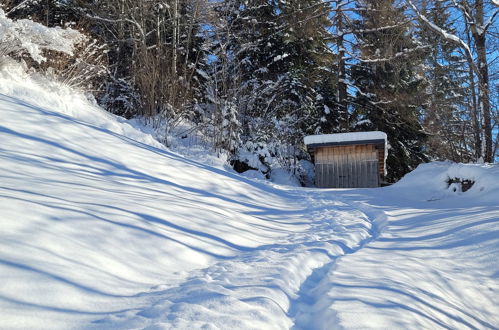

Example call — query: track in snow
[89,194,379,329]
[0,91,382,329]
[294,189,499,329]
[1,74,498,330]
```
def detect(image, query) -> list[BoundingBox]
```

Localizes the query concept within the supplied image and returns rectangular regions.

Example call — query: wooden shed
[304,131,387,188]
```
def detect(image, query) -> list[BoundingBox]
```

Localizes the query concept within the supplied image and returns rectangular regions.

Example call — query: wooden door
[315,145,379,188]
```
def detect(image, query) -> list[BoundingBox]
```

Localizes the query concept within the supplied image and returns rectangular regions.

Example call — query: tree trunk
[466,30,481,159]
[471,0,492,162]
[172,0,178,77]
[336,4,348,131]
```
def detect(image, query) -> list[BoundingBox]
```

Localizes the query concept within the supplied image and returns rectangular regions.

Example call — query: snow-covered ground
[294,164,499,329]
[0,65,498,329]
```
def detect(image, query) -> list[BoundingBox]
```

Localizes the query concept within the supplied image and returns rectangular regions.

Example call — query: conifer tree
[210,0,336,172]
[327,0,353,132]
[277,0,335,137]
[417,0,472,162]
[351,0,428,181]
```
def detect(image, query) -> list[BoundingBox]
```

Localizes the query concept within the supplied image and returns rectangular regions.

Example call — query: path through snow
[0,66,498,329]
[288,173,499,330]
[0,89,379,329]
[89,194,378,329]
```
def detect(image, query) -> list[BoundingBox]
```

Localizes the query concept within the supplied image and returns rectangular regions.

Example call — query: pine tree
[211,0,335,161]
[418,0,472,162]
[326,0,353,133]
[207,0,338,175]
[407,0,498,162]
[277,0,336,137]
[351,0,429,182]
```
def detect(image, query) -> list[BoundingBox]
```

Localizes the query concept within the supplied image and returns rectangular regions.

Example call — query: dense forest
[1,0,497,182]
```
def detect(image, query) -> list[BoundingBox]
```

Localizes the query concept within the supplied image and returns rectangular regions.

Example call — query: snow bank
[393,161,499,202]
[270,168,301,187]
[0,61,165,150]
[304,131,387,146]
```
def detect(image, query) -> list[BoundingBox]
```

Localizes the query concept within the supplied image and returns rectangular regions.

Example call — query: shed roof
[304,131,387,147]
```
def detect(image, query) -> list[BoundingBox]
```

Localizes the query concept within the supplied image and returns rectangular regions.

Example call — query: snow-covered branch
[5,0,32,15]
[454,0,499,36]
[345,22,410,35]
[84,14,146,41]
[406,0,476,69]
[0,9,85,63]
[357,45,430,63]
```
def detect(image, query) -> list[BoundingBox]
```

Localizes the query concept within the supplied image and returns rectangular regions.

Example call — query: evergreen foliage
[350,0,429,181]
[417,0,472,162]
[1,0,497,182]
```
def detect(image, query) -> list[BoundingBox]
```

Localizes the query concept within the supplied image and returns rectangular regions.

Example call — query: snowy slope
[0,66,375,329]
[1,65,498,330]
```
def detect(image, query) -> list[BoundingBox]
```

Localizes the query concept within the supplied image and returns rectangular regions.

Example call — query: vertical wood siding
[315,144,380,188]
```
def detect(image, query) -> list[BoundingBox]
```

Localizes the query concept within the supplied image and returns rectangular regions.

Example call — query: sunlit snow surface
[0,66,498,329]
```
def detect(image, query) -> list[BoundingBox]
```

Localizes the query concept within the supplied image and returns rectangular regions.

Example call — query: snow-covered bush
[0,9,84,64]
[42,37,108,91]
[99,77,141,118]
[0,9,109,98]
[228,112,316,185]
[233,134,313,186]
[235,140,274,174]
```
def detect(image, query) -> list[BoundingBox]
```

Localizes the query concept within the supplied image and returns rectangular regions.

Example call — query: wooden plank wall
[376,144,385,176]
[315,144,380,188]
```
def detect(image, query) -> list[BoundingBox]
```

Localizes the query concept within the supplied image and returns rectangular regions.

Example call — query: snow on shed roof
[304,131,387,146]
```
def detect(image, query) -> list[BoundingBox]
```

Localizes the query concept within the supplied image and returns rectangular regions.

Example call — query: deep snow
[0,64,498,329]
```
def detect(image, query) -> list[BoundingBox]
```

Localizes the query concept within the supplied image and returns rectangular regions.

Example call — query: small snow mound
[240,170,266,180]
[270,168,301,187]
[393,161,499,202]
